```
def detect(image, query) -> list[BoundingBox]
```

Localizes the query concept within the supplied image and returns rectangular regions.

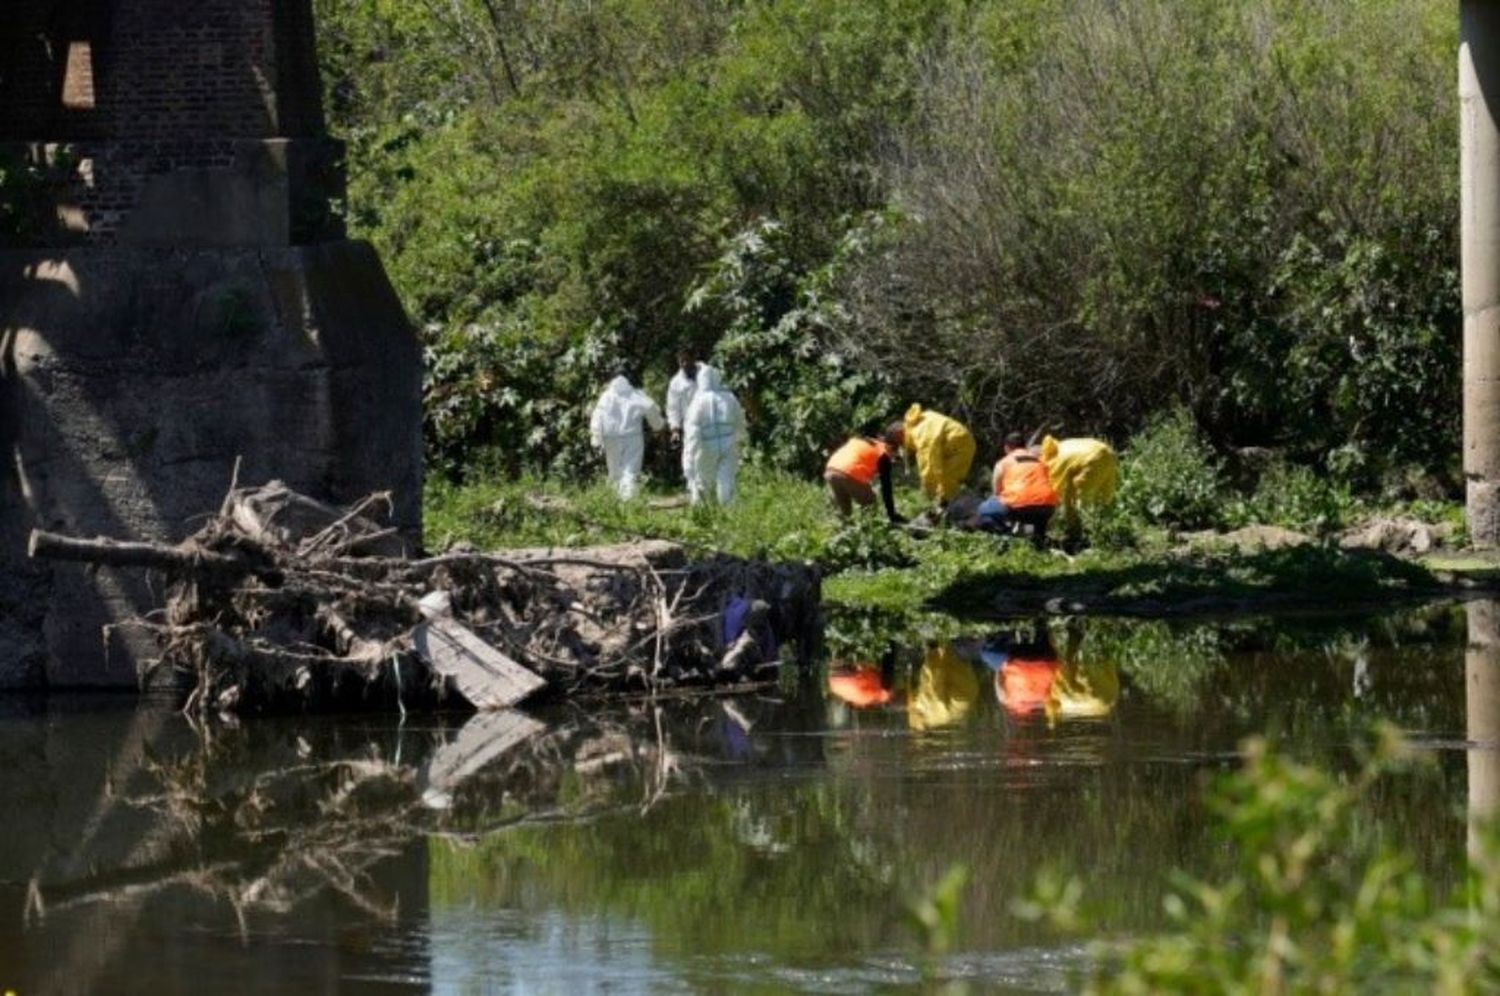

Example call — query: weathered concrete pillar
[1462,3,1500,547]
[1467,599,1500,858]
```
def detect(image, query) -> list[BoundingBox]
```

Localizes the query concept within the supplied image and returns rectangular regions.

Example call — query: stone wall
[0,0,324,140]
[0,1,422,688]
[0,0,337,246]
[3,137,345,246]
[0,243,422,687]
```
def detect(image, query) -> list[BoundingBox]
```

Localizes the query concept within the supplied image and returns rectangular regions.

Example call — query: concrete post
[1462,3,1500,547]
[1467,599,1500,859]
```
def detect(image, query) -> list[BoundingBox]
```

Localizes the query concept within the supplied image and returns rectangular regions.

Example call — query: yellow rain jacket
[1040,436,1119,515]
[1046,660,1120,725]
[909,644,979,731]
[902,405,976,502]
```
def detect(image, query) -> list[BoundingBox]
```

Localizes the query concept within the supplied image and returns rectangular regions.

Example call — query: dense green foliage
[426,464,1451,623]
[1115,408,1226,530]
[315,0,1461,486]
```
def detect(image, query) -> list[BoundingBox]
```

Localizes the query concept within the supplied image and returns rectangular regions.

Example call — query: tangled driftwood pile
[28,481,821,713]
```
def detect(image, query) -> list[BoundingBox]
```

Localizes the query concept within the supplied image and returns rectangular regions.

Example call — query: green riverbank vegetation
[324,0,1471,613]
[426,409,1460,619]
[319,0,1458,495]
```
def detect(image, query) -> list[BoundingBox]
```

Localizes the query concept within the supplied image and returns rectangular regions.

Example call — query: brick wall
[0,0,325,140]
[0,0,335,245]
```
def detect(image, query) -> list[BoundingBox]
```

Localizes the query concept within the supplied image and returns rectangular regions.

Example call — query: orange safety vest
[998,658,1060,717]
[995,452,1059,509]
[826,437,890,484]
[828,666,894,707]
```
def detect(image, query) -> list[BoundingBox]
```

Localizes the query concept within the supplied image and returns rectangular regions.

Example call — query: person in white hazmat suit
[589,375,665,499]
[666,350,701,441]
[666,349,700,480]
[682,365,746,505]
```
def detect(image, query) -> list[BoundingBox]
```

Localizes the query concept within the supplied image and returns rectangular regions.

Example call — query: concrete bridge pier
[0,1,421,688]
[1463,1,1500,548]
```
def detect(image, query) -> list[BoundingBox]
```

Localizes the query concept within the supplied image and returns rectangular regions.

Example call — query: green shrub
[1116,408,1223,530]
[1226,459,1361,536]
[690,217,898,476]
[818,514,917,572]
[1078,499,1142,552]
[322,0,1462,490]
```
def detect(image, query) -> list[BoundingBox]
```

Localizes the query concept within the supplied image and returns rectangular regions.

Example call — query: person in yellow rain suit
[1038,435,1118,539]
[908,644,979,731]
[885,405,976,508]
[1046,659,1119,724]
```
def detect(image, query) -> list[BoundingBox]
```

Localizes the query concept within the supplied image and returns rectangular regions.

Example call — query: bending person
[976,432,1058,546]
[589,374,665,499]
[683,365,746,505]
[1038,435,1119,540]
[885,404,976,510]
[824,435,904,522]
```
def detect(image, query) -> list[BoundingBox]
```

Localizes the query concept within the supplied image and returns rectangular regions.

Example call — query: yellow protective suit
[1046,660,1120,725]
[902,404,976,502]
[1040,436,1118,531]
[909,644,979,731]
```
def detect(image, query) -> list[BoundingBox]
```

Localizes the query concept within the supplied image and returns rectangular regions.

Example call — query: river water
[1,600,1493,994]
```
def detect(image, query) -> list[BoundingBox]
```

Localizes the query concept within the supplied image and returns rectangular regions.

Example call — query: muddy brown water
[0,600,1493,994]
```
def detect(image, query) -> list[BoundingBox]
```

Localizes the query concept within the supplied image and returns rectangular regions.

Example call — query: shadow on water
[0,599,1495,992]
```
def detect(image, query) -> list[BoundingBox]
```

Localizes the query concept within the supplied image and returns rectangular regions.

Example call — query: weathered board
[412,619,547,709]
[419,708,547,809]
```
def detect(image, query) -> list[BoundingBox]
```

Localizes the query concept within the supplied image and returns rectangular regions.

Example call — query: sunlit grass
[425,468,1450,618]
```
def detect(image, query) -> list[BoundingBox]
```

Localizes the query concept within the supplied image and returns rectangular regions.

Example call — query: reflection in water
[910,644,980,731]
[828,622,1120,731]
[1470,599,1500,857]
[981,622,1119,725]
[827,662,897,709]
[0,605,1487,992]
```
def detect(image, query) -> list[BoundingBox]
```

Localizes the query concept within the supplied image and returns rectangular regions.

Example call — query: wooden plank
[419,709,547,809]
[412,619,546,709]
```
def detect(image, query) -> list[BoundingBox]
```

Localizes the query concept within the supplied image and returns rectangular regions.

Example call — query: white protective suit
[666,364,699,435]
[682,365,746,505]
[589,376,665,499]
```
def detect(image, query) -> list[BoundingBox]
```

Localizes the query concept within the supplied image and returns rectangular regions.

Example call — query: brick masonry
[1,0,339,245]
[0,1,422,687]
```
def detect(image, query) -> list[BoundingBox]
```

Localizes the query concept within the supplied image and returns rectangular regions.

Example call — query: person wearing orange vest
[978,623,1061,720]
[824,435,904,522]
[975,432,1059,544]
[827,664,898,709]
